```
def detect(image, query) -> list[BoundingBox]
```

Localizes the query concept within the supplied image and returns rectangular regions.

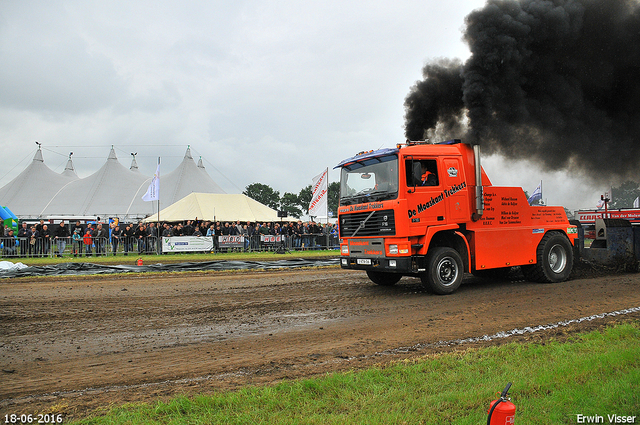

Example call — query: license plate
[357,258,372,265]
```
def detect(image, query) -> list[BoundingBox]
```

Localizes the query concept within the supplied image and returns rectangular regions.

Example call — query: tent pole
[157,156,160,255]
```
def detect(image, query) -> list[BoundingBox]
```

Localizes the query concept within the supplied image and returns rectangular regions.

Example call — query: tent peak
[64,152,75,172]
[130,152,139,172]
[184,146,193,160]
[62,152,78,178]
[33,148,44,163]
[108,146,117,160]
[197,156,205,169]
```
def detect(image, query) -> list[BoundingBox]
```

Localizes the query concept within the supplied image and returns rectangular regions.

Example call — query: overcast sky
[0,0,613,212]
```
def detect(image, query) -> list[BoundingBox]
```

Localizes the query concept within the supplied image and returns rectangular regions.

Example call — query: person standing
[72,220,84,236]
[72,228,82,257]
[54,220,69,258]
[122,224,133,255]
[83,228,93,257]
[111,225,122,255]
[27,225,38,257]
[17,222,29,257]
[94,223,108,255]
[147,222,158,254]
[40,224,51,256]
[54,221,69,257]
[135,223,147,254]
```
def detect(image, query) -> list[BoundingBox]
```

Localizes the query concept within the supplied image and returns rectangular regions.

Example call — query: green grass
[75,322,640,424]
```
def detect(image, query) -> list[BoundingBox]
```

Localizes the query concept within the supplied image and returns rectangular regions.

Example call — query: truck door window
[406,159,438,187]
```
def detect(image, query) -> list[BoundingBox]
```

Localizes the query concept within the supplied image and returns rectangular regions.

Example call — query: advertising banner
[218,235,245,248]
[309,169,328,218]
[575,209,640,224]
[261,235,283,244]
[162,236,214,252]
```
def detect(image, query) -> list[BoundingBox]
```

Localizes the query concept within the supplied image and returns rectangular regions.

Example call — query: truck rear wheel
[522,232,573,283]
[366,270,402,286]
[421,247,463,295]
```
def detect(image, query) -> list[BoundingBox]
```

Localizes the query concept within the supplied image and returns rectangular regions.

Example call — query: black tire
[521,232,573,283]
[366,270,402,286]
[421,247,463,295]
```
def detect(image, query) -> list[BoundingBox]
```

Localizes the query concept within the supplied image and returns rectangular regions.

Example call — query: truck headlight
[341,245,349,254]
[389,244,398,254]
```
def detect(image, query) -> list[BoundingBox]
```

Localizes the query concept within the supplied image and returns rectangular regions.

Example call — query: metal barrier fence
[213,234,339,253]
[0,234,340,258]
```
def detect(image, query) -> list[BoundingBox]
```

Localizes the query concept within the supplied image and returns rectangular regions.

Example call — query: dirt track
[1,264,640,419]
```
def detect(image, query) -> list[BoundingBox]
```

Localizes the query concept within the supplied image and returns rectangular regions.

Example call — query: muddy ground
[1,263,639,420]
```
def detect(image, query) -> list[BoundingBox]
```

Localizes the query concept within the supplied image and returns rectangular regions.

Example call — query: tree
[243,183,280,210]
[328,181,339,217]
[610,181,640,209]
[298,185,312,215]
[280,192,303,218]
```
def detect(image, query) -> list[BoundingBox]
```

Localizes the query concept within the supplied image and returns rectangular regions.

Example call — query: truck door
[405,158,446,229]
[442,157,470,222]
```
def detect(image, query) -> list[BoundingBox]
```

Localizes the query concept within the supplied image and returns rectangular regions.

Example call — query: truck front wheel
[366,270,402,286]
[522,232,573,283]
[421,247,463,295]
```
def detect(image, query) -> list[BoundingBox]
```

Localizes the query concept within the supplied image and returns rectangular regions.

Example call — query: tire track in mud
[1,267,639,418]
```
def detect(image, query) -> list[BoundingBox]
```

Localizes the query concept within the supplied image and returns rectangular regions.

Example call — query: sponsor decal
[447,167,458,177]
[350,240,370,246]
[364,249,383,255]
[567,227,578,234]
[407,182,467,219]
[532,228,545,234]
[343,202,385,213]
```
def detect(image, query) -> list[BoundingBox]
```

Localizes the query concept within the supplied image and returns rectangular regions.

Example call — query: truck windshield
[339,154,398,205]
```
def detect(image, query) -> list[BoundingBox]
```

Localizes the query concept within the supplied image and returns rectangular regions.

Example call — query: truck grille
[339,209,396,237]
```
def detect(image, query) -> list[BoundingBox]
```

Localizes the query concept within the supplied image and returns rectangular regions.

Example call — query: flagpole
[156,156,160,255]
[324,167,329,224]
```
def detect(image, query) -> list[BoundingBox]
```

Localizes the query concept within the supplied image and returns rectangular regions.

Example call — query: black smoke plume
[404,0,640,179]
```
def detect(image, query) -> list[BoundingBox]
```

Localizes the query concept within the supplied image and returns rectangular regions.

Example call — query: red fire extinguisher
[137,258,143,266]
[487,382,516,425]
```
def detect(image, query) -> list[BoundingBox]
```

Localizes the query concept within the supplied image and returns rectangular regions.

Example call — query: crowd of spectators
[0,218,338,258]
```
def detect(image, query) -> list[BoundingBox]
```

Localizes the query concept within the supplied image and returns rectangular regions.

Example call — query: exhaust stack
[473,144,484,220]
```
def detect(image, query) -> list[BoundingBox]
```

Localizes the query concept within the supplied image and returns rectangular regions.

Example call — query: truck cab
[336,140,578,294]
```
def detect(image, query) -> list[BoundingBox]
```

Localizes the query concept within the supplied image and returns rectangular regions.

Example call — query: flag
[308,169,328,217]
[634,196,639,208]
[596,198,605,209]
[142,163,160,202]
[527,183,542,205]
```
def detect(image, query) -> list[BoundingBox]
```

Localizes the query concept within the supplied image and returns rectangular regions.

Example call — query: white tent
[0,148,78,217]
[0,146,229,220]
[143,192,294,223]
[161,147,225,208]
[40,147,155,220]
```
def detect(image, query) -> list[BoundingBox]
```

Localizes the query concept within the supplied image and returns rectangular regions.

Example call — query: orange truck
[335,139,579,294]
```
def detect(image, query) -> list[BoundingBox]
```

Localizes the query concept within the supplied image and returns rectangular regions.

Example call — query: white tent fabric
[162,147,225,207]
[40,147,155,220]
[0,148,78,217]
[143,193,294,223]
[0,146,229,221]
